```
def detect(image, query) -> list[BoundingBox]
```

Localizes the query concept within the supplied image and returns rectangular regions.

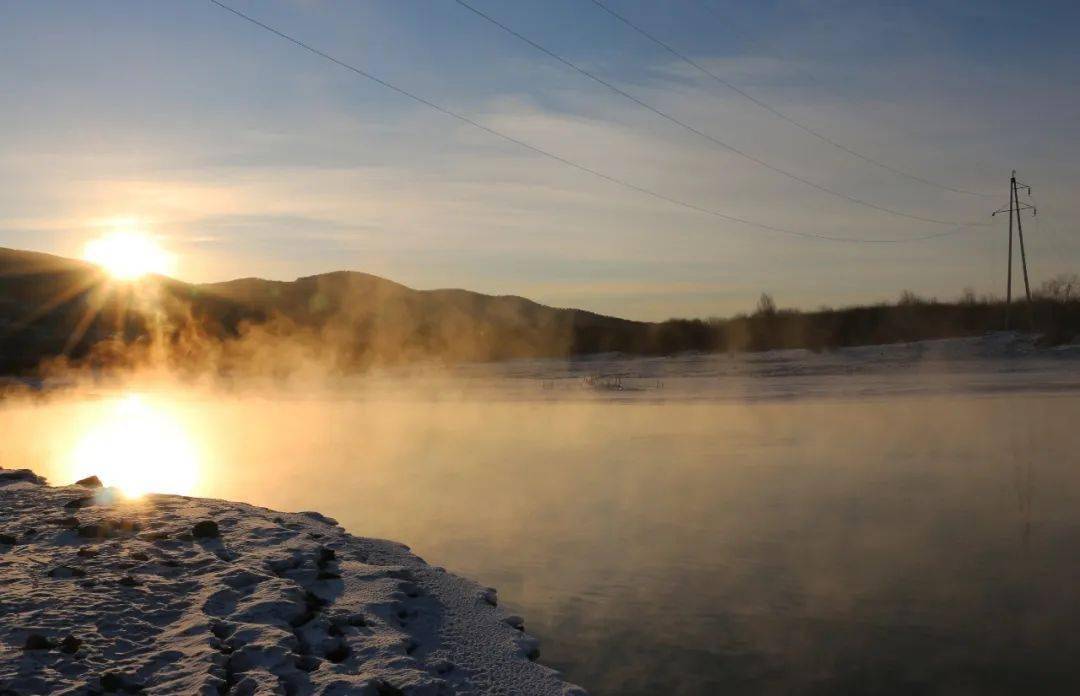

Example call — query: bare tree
[1038,273,1080,301]
[755,293,777,316]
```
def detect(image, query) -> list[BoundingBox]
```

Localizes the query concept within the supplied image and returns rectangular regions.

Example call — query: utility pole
[992,171,1036,329]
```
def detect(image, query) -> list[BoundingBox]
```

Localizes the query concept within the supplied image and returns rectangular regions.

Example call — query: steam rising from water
[3,342,1080,694]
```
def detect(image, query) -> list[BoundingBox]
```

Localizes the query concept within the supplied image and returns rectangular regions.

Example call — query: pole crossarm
[992,201,1037,216]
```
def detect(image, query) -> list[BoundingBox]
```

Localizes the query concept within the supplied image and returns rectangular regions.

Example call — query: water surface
[4,342,1080,694]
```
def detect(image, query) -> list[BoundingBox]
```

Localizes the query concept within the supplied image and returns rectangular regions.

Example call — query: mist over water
[4,343,1080,694]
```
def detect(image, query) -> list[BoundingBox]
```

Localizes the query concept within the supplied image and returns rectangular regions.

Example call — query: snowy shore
[0,469,585,695]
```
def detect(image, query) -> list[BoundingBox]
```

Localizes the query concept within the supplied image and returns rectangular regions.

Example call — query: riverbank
[0,468,584,695]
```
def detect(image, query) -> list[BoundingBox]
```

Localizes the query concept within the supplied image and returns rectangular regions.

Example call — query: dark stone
[117,575,140,587]
[77,546,98,558]
[130,551,149,562]
[100,672,145,693]
[295,655,321,672]
[317,571,342,581]
[56,516,80,528]
[100,673,123,691]
[374,681,405,696]
[75,475,103,488]
[304,590,327,610]
[59,635,82,654]
[192,521,219,539]
[0,469,45,485]
[111,518,141,534]
[64,496,94,509]
[324,642,350,663]
[209,622,233,639]
[48,565,87,579]
[301,510,337,526]
[289,610,317,628]
[317,547,336,565]
[0,533,16,545]
[23,633,53,650]
[77,524,103,539]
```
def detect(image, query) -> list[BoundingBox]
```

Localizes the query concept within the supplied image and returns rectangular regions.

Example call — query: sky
[2,0,1078,321]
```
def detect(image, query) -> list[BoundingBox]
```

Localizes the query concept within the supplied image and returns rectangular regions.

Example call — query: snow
[0,472,585,695]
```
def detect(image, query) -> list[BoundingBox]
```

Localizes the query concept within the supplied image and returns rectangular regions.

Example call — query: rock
[373,681,405,696]
[503,615,525,631]
[130,551,149,562]
[317,547,336,565]
[317,571,342,581]
[77,524,104,539]
[324,641,350,663]
[0,533,17,545]
[48,565,87,579]
[77,546,99,558]
[23,633,54,650]
[479,587,498,606]
[192,520,220,539]
[0,469,45,485]
[301,511,338,526]
[79,519,140,539]
[118,575,140,587]
[59,634,82,654]
[431,658,456,675]
[55,516,80,528]
[64,496,95,509]
[105,518,141,535]
[75,475,103,488]
[100,672,145,693]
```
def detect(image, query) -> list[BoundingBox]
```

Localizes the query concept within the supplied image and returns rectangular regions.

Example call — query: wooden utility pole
[992,171,1036,329]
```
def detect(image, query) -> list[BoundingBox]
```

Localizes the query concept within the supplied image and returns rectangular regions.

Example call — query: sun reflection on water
[68,394,201,498]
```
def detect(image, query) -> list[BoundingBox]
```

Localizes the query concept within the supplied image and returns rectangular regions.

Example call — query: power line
[208,0,980,245]
[588,0,996,199]
[453,0,981,227]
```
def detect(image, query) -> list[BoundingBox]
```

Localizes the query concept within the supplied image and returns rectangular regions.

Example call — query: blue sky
[2,0,1078,319]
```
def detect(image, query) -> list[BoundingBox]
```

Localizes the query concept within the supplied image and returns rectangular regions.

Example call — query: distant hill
[1,246,1077,376]
[0,247,658,374]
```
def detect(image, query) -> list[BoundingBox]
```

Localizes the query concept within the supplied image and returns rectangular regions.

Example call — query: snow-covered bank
[0,470,585,695]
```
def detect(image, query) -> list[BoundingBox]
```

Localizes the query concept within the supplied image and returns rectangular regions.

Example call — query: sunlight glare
[68,394,201,498]
[83,231,174,280]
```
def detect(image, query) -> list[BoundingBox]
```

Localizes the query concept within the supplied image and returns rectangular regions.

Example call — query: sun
[84,231,174,280]
[68,394,202,498]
